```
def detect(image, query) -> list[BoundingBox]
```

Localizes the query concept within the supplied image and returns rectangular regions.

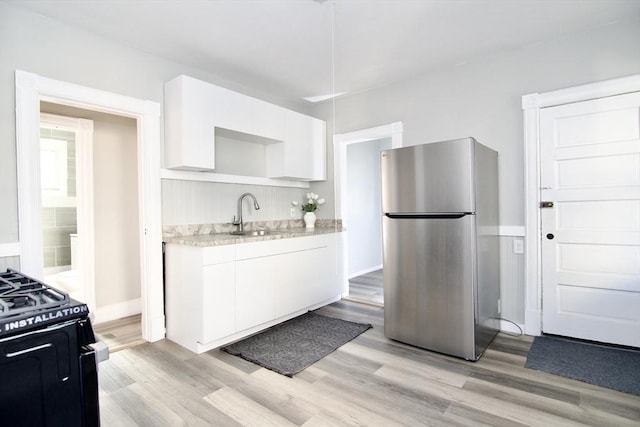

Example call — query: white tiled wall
[161,180,311,225]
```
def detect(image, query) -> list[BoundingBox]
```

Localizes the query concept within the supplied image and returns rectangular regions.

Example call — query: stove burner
[0,269,69,318]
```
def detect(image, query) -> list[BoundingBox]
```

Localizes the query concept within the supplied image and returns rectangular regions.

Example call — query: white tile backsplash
[161,179,310,225]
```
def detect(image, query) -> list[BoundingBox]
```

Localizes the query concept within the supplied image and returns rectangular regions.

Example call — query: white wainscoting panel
[499,235,525,328]
[162,180,310,225]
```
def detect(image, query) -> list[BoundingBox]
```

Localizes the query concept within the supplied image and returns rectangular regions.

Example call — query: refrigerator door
[382,214,478,360]
[381,137,476,214]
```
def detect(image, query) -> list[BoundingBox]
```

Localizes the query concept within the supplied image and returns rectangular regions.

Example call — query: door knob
[540,201,554,208]
[546,233,554,240]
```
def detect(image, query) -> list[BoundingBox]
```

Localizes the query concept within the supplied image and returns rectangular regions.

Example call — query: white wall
[310,17,640,324]
[0,2,313,245]
[93,114,141,308]
[346,138,391,276]
[311,18,640,227]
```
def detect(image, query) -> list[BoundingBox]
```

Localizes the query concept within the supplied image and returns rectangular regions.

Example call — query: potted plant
[292,192,325,229]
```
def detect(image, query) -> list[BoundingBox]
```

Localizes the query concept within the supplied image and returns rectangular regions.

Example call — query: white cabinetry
[252,98,286,142]
[164,244,235,352]
[164,75,324,181]
[201,262,236,343]
[266,110,326,181]
[208,83,286,141]
[235,256,276,331]
[164,233,343,354]
[164,76,216,171]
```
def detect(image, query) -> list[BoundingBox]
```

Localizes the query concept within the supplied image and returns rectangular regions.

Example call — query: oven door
[79,345,100,425]
[0,320,97,426]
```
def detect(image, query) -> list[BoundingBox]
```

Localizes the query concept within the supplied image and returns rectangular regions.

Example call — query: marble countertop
[164,222,344,247]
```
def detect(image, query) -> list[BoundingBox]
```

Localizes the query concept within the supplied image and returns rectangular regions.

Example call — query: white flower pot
[303,211,316,230]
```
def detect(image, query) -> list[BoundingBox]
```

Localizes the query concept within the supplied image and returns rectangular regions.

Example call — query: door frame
[15,70,165,342]
[521,73,640,336]
[333,121,403,295]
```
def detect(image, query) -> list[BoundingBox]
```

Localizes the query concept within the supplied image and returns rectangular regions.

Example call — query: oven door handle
[5,343,52,357]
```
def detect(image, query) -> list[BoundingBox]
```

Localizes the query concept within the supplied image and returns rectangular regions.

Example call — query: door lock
[540,201,554,208]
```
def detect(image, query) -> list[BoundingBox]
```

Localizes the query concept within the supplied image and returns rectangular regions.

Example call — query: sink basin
[229,230,271,236]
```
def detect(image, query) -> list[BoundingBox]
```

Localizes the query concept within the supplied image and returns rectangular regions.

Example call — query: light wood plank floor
[348,269,383,306]
[94,314,145,353]
[98,300,640,426]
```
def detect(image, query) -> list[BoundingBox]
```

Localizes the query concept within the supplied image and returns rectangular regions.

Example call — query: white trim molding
[347,264,383,280]
[0,243,20,258]
[333,121,404,230]
[15,70,165,342]
[498,226,525,237]
[522,74,640,337]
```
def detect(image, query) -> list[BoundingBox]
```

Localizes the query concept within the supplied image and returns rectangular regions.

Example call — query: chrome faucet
[233,192,260,233]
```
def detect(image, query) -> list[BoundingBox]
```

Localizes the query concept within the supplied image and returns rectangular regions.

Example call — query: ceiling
[5,0,640,104]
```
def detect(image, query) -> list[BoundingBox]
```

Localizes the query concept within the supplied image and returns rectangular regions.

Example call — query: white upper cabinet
[164,75,325,181]
[266,110,326,181]
[208,83,255,136]
[164,76,216,171]
[252,98,286,142]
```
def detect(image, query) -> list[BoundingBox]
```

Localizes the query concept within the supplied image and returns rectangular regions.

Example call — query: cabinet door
[274,246,333,317]
[210,85,253,134]
[164,76,216,171]
[266,111,326,180]
[201,263,236,343]
[253,100,285,141]
[235,257,276,331]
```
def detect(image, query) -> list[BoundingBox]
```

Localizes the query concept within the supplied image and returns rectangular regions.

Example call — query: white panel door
[540,91,640,347]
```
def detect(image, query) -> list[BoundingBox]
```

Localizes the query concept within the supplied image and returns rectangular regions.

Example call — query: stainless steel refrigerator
[381,137,500,361]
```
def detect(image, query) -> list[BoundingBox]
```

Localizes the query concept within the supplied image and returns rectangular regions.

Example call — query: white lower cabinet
[164,243,235,353]
[165,233,343,354]
[274,245,332,317]
[201,263,236,343]
[235,256,277,331]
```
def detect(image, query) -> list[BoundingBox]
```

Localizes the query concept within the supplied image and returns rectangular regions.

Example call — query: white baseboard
[93,298,141,325]
[348,264,383,279]
[524,308,542,336]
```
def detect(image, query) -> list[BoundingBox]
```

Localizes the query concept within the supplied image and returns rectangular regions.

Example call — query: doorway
[523,74,640,346]
[333,122,403,305]
[40,103,143,329]
[15,70,164,342]
[39,112,95,314]
[539,91,640,347]
[345,138,391,305]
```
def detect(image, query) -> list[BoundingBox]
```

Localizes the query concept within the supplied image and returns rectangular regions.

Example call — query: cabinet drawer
[235,234,330,260]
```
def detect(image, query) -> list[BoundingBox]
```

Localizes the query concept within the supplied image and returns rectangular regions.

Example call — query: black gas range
[0,268,105,426]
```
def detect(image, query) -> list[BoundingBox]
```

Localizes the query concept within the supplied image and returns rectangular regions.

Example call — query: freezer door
[383,214,478,360]
[381,137,475,214]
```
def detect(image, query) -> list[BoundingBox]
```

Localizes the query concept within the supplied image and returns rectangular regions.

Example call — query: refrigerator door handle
[384,213,471,219]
